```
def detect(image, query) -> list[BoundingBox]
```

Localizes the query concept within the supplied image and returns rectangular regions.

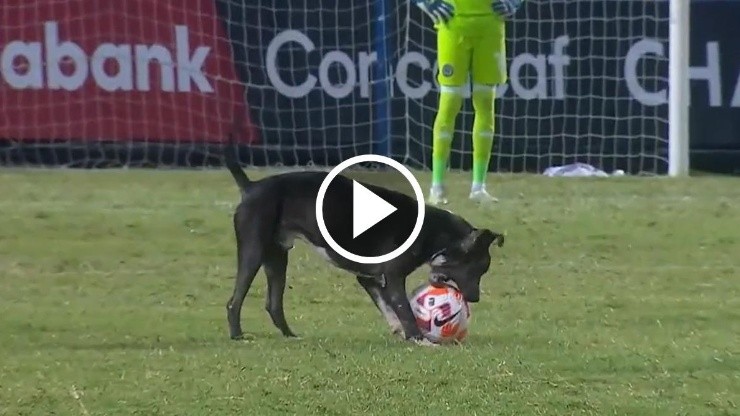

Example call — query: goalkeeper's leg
[430,87,463,205]
[430,24,470,205]
[469,18,507,203]
[470,84,497,202]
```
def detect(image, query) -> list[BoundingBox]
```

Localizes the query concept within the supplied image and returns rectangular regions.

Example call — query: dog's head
[428,228,505,303]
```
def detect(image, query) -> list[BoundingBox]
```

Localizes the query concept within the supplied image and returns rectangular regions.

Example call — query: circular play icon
[315,155,426,264]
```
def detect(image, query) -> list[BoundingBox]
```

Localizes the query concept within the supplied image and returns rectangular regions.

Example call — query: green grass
[0,169,739,415]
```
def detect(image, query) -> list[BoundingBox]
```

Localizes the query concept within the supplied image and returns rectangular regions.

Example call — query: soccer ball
[409,283,470,344]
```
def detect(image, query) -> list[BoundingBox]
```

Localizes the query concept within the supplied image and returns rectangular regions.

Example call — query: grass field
[0,169,738,415]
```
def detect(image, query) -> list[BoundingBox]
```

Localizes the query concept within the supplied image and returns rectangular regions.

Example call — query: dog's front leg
[383,276,424,342]
[356,276,404,337]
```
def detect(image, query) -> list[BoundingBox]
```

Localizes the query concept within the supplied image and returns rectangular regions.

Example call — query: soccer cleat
[469,187,499,204]
[427,186,449,205]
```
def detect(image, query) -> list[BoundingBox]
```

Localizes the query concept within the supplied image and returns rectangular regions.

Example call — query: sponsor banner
[0,0,258,143]
[223,0,740,172]
[687,0,740,150]
[216,0,376,164]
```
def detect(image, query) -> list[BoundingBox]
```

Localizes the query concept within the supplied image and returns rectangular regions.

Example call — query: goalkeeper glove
[414,0,455,25]
[492,0,523,19]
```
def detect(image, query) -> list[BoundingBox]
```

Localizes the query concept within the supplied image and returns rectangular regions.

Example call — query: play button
[315,154,426,265]
[352,181,397,238]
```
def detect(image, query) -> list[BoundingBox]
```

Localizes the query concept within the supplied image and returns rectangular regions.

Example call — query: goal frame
[668,0,690,176]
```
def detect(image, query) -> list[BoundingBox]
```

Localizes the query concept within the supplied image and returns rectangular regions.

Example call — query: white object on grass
[543,163,625,178]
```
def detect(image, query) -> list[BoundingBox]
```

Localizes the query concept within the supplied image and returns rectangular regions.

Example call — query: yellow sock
[432,87,463,187]
[471,85,495,187]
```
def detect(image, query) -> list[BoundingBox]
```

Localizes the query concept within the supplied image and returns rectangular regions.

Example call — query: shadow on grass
[37,331,415,353]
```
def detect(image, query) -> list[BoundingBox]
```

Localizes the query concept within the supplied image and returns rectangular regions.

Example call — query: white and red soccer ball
[410,283,470,344]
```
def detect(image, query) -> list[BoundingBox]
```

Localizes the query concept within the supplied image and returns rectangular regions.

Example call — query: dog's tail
[224,117,252,197]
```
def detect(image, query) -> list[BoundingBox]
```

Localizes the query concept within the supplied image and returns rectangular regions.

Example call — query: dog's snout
[463,289,480,303]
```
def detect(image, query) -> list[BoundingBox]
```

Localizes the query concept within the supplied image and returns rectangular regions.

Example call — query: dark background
[2,0,739,174]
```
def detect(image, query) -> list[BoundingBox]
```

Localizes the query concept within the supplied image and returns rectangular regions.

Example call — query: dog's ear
[461,229,502,253]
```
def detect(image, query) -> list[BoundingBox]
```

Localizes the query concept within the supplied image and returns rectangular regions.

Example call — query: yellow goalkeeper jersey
[448,0,496,17]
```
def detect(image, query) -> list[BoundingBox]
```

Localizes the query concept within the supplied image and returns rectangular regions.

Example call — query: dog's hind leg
[227,240,263,340]
[356,276,404,337]
[263,247,296,337]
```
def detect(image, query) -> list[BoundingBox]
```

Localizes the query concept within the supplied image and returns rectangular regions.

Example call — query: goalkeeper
[414,0,524,204]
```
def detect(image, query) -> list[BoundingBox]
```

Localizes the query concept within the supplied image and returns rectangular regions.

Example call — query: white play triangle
[352,180,397,238]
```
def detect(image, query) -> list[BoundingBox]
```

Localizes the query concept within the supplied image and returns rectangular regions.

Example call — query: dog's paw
[411,338,439,348]
[391,326,405,339]
[230,333,256,342]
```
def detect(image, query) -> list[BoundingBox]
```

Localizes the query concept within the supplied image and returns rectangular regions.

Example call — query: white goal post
[0,0,690,175]
[669,0,690,176]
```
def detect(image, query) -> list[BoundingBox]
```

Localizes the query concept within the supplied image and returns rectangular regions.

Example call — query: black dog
[223,146,504,343]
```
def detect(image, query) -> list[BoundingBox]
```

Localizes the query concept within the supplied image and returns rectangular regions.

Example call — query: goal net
[401,0,670,174]
[0,0,670,174]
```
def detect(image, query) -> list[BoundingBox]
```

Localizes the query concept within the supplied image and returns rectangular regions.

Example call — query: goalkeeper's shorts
[435,15,507,87]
